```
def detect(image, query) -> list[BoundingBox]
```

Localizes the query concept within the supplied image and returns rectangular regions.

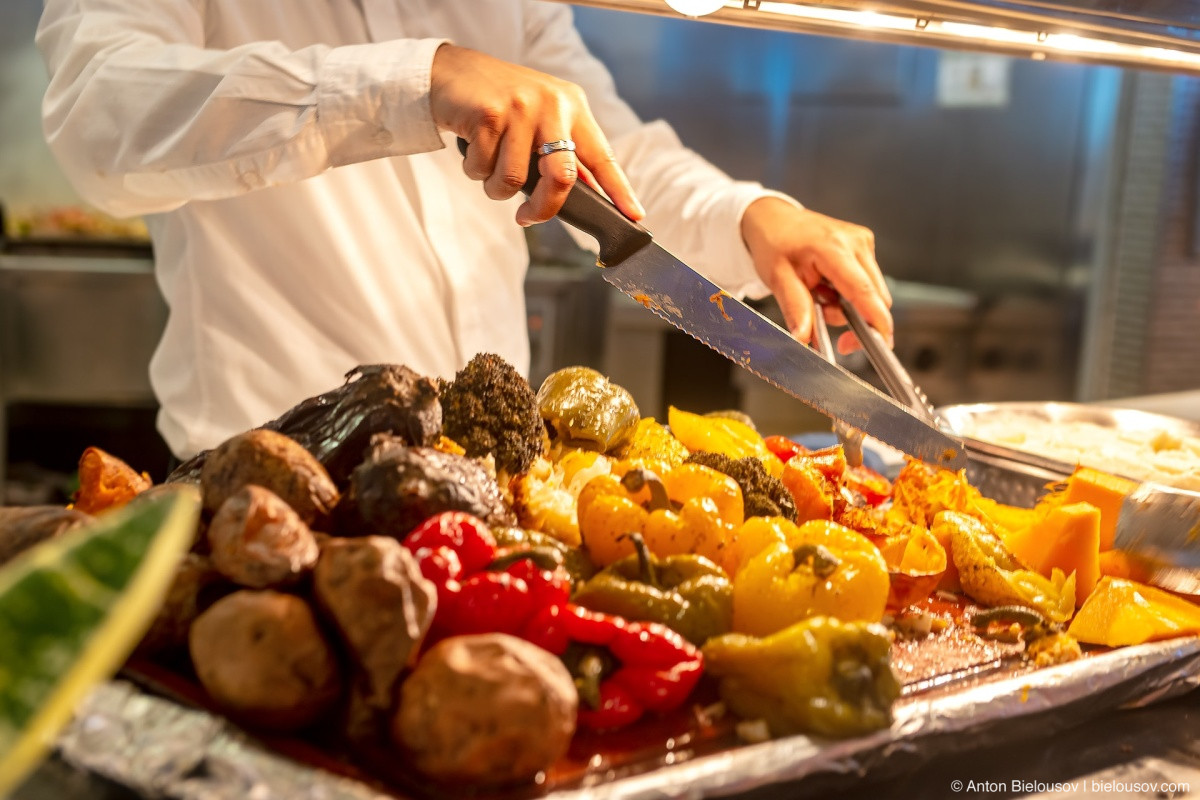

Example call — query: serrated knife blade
[600,249,966,469]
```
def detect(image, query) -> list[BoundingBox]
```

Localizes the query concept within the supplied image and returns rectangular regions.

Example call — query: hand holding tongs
[811,282,947,466]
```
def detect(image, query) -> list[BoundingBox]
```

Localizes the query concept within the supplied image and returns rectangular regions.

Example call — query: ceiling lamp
[554,1,1200,76]
[664,0,727,17]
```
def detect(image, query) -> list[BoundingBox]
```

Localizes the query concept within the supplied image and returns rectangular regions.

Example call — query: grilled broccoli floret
[686,450,798,522]
[439,353,545,475]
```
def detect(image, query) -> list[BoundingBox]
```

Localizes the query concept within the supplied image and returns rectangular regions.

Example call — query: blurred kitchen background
[2,1,1199,502]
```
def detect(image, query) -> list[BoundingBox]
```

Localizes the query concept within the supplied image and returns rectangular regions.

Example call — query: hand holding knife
[457,138,967,470]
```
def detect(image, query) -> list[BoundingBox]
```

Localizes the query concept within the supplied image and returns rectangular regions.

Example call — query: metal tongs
[811,283,948,467]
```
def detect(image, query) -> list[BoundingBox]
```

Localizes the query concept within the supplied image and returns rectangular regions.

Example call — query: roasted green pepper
[492,525,598,588]
[572,533,733,645]
[935,511,1076,624]
[536,367,640,453]
[702,616,899,739]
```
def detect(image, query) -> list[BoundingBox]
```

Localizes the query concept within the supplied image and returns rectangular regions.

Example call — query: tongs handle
[811,300,866,468]
[812,283,942,427]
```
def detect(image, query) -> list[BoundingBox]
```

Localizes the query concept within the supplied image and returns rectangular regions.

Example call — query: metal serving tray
[937,401,1200,508]
[45,637,1200,800]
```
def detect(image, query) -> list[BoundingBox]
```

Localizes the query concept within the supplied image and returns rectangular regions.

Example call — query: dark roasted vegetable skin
[169,364,442,487]
[339,437,515,538]
[439,353,545,475]
[686,450,798,522]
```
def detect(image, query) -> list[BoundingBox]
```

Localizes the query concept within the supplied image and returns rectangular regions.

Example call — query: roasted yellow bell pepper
[612,417,690,475]
[732,519,889,636]
[578,465,743,568]
[719,515,796,578]
[667,406,781,478]
[702,616,900,739]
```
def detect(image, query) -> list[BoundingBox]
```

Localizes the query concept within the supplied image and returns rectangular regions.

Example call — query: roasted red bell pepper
[764,435,808,464]
[523,603,704,730]
[403,511,571,642]
[845,463,893,507]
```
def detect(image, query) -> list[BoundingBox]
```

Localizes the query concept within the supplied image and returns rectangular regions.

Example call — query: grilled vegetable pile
[10,351,1199,791]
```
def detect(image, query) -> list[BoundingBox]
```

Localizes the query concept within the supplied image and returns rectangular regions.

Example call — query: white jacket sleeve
[37,0,447,217]
[521,2,777,300]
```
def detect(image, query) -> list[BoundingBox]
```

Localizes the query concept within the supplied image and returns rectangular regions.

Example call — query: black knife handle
[456,137,651,267]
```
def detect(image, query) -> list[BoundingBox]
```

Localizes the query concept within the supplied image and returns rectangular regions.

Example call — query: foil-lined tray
[49,637,1200,800]
[937,401,1200,508]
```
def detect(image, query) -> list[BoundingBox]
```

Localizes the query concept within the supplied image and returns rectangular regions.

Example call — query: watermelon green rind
[0,487,200,795]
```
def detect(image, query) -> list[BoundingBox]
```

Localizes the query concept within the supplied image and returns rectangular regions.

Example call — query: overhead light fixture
[552,1,1200,76]
[664,0,727,17]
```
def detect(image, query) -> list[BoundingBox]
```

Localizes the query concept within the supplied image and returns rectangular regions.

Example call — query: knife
[458,139,966,469]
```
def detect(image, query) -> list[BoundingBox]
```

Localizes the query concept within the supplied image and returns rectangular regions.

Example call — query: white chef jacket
[37,0,778,459]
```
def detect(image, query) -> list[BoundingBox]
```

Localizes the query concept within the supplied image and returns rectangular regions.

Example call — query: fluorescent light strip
[749,1,1200,69]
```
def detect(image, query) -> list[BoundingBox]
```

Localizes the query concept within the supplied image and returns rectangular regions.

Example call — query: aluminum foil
[51,638,1200,800]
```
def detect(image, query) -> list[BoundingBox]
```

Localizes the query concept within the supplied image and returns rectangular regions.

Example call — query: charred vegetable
[199,429,340,528]
[189,590,342,731]
[171,364,442,486]
[392,633,577,785]
[537,366,639,453]
[206,485,320,589]
[686,450,797,522]
[702,616,899,739]
[341,437,514,538]
[439,352,545,475]
[313,536,437,710]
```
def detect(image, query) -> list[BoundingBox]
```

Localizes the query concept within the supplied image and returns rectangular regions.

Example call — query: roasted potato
[200,429,339,527]
[189,590,342,731]
[312,536,436,710]
[207,485,320,589]
[392,633,577,785]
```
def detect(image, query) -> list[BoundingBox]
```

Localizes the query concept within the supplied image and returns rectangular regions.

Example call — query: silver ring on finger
[537,139,576,156]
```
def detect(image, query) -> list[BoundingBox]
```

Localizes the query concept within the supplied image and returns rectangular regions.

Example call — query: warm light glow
[749,1,1200,70]
[756,2,913,31]
[665,0,727,17]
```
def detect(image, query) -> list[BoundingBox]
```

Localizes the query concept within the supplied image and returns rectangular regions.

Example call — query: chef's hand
[430,44,644,227]
[741,197,893,354]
